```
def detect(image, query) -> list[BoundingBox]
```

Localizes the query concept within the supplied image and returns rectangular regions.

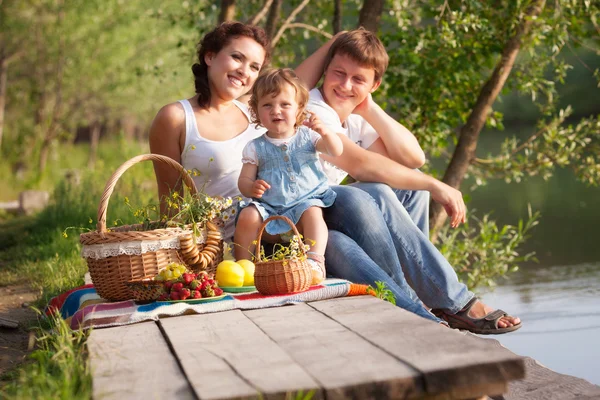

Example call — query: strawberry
[170,291,180,301]
[157,293,169,301]
[201,286,215,298]
[192,290,202,299]
[197,271,209,281]
[200,280,210,290]
[172,282,184,292]
[189,279,201,290]
[164,281,174,291]
[182,273,195,285]
[213,287,223,296]
[179,288,191,300]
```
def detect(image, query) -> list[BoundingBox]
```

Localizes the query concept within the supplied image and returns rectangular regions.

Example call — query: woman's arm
[322,137,466,227]
[354,94,426,168]
[149,103,185,217]
[295,31,345,89]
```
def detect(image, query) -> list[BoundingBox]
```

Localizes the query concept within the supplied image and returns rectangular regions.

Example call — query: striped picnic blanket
[46,279,371,330]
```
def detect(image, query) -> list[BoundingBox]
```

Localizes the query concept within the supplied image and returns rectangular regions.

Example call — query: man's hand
[429,181,467,228]
[352,92,374,118]
[251,179,271,198]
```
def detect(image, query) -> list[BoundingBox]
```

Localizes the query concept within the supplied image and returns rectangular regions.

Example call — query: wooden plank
[87,321,194,400]
[159,309,322,400]
[310,296,525,398]
[0,316,19,329]
[244,302,423,400]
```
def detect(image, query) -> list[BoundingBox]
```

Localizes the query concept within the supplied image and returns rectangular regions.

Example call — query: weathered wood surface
[160,309,322,400]
[87,321,194,400]
[310,296,525,398]
[244,302,421,400]
[88,296,530,400]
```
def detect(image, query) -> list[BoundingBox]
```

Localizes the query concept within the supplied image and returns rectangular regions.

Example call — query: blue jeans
[323,185,440,323]
[324,184,473,318]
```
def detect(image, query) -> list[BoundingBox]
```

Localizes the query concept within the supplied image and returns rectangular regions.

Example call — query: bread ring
[204,244,221,253]
[187,253,200,265]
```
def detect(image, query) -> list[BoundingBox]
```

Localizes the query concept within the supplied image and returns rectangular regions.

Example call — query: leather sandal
[431,297,522,335]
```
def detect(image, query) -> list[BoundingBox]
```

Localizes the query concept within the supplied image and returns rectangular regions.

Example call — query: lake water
[480,262,600,386]
[458,154,600,386]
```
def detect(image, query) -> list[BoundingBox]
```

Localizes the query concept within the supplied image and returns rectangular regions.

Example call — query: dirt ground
[0,285,40,378]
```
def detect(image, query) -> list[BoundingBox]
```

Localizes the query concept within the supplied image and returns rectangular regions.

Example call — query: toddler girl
[234,68,343,284]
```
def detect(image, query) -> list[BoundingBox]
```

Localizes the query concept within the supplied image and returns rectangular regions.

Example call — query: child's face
[257,83,301,138]
[322,53,380,118]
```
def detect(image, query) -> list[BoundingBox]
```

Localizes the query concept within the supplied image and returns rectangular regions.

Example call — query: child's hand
[252,179,271,198]
[303,113,334,137]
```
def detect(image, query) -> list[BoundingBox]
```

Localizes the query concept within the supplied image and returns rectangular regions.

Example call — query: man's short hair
[323,29,389,83]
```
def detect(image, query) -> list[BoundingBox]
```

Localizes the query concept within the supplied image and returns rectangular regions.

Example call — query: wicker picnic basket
[79,154,223,301]
[253,216,312,295]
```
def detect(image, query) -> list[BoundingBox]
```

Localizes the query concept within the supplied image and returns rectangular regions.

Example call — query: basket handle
[254,215,304,263]
[97,154,198,233]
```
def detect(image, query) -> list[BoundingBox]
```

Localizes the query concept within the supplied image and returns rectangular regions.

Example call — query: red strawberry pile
[157,271,224,301]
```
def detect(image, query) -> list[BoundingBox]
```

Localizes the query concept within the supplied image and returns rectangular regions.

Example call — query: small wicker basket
[125,278,166,302]
[253,216,312,295]
[80,154,223,301]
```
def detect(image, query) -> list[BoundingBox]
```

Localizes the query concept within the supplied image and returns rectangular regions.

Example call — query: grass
[1,312,92,400]
[0,139,157,399]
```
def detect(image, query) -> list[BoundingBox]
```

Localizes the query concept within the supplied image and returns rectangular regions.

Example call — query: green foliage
[437,206,540,290]
[366,281,397,305]
[377,1,599,187]
[1,311,91,400]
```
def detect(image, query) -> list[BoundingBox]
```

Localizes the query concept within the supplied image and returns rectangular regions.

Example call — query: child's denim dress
[241,126,336,235]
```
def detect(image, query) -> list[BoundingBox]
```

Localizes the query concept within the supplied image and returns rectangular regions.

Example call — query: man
[295,30,521,334]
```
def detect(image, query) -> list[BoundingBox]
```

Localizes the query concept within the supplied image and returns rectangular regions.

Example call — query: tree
[374,1,599,238]
[358,0,384,32]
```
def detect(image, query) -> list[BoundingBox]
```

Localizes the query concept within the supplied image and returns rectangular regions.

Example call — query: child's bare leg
[297,207,327,284]
[233,206,262,261]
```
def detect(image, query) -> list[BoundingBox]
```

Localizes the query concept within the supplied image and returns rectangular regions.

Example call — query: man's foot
[432,297,522,335]
[468,299,521,329]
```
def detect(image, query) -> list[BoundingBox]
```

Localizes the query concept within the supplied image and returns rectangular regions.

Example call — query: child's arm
[238,163,271,199]
[305,114,343,157]
[353,94,426,169]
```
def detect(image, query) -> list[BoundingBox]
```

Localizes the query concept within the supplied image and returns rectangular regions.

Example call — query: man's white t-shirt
[307,88,379,185]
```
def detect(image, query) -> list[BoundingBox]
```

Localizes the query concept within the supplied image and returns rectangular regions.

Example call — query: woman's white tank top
[179,99,265,241]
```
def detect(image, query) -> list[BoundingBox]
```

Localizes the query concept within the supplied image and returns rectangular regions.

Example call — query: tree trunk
[38,135,52,173]
[0,50,7,151]
[219,0,236,23]
[88,122,101,169]
[333,0,342,34]
[429,0,546,235]
[358,0,384,32]
[265,0,283,41]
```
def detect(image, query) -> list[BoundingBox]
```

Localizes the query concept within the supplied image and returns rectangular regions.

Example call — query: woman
[149,22,440,323]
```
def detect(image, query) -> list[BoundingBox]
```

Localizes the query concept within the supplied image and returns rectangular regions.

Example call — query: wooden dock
[87,295,530,400]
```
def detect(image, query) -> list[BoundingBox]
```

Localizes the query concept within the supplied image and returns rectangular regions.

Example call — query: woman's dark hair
[192,22,271,109]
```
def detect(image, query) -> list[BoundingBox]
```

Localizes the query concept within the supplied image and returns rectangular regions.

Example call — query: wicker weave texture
[253,216,312,295]
[80,154,223,301]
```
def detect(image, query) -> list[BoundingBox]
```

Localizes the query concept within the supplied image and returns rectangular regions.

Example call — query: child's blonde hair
[249,68,309,129]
